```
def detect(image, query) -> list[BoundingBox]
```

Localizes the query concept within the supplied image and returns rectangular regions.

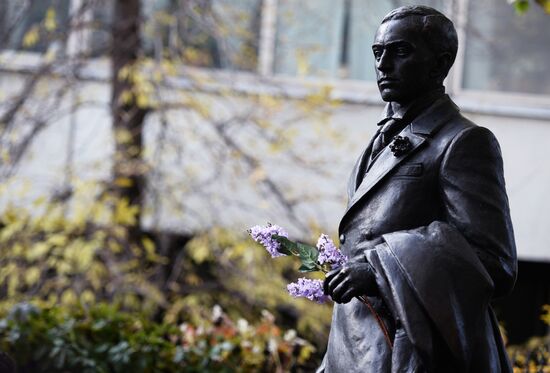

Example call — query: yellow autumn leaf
[27,242,50,260]
[24,267,41,285]
[153,69,163,82]
[115,128,133,144]
[142,237,155,253]
[12,243,23,256]
[57,261,72,275]
[249,167,267,183]
[32,196,47,207]
[114,198,139,225]
[163,59,177,75]
[142,237,168,263]
[123,294,140,308]
[44,7,57,32]
[0,263,15,283]
[75,243,95,271]
[44,47,56,62]
[114,177,134,187]
[136,92,149,108]
[61,289,77,305]
[108,239,122,253]
[118,65,131,80]
[7,274,19,297]
[541,304,550,325]
[1,149,10,163]
[80,290,96,304]
[296,50,310,76]
[188,237,211,264]
[258,94,281,110]
[118,90,134,105]
[22,25,40,48]
[47,233,67,247]
[534,0,550,12]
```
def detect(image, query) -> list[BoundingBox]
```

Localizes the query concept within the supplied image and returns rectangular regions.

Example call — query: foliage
[0,302,315,372]
[507,305,550,371]
[0,187,333,358]
[511,0,550,14]
[508,336,550,371]
[0,186,166,314]
[165,227,333,344]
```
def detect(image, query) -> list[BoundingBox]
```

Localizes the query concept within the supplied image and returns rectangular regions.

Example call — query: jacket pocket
[393,163,423,178]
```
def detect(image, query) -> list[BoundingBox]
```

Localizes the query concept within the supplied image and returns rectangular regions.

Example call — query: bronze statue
[320,6,517,372]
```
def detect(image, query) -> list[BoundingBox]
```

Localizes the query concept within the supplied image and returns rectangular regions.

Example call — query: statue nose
[376,51,392,72]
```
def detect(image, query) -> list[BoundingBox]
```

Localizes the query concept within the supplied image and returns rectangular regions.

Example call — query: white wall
[1,68,548,262]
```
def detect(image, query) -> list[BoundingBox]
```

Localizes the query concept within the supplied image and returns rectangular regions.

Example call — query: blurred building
[0,0,549,343]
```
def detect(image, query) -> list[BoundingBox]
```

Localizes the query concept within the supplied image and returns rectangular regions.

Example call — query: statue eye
[373,49,383,60]
[396,46,411,56]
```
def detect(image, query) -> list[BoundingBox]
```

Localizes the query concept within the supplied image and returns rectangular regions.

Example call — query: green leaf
[298,263,318,272]
[296,242,319,268]
[513,0,530,14]
[272,235,297,256]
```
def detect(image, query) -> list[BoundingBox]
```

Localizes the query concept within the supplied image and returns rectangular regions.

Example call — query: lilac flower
[287,278,328,304]
[248,223,289,258]
[316,234,348,269]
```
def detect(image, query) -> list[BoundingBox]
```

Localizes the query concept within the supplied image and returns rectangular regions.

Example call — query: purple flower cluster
[316,234,347,269]
[287,278,328,304]
[248,223,289,258]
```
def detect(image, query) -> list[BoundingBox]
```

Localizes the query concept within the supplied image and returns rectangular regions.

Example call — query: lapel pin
[389,136,411,157]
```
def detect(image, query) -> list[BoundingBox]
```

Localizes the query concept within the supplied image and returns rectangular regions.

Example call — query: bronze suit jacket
[319,95,517,372]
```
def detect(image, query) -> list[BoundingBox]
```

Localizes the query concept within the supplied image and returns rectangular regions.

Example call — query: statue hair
[382,6,458,73]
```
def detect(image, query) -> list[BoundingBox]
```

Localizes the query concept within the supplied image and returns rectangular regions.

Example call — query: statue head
[373,6,458,104]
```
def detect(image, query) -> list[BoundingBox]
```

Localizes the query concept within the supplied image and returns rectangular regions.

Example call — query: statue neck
[389,87,445,122]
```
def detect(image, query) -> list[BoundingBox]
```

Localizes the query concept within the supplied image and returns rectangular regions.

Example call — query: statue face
[373,18,438,104]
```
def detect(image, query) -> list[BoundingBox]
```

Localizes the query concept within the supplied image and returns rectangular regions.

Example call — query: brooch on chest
[389,136,411,157]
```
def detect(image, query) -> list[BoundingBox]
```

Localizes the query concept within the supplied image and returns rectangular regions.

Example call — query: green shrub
[0,195,333,351]
[507,336,550,372]
[506,305,550,371]
[0,302,315,373]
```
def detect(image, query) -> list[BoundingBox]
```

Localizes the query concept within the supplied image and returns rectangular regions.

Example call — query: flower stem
[358,295,393,350]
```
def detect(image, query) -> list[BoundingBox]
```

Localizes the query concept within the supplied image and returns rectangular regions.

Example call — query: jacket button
[364,230,373,240]
[339,234,346,244]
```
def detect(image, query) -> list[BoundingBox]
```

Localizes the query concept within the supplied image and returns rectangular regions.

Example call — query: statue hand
[323,256,378,304]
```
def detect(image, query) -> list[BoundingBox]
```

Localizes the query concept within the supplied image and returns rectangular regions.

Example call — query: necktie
[370,118,402,160]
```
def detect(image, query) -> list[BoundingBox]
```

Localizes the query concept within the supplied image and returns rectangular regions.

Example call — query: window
[272,0,445,80]
[462,0,550,95]
[1,0,70,53]
[274,0,345,78]
[159,0,261,71]
[268,0,550,104]
[89,0,261,71]
[3,0,549,102]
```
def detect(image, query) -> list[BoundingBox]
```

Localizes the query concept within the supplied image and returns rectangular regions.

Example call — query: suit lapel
[345,125,426,214]
[341,95,459,220]
[350,129,379,195]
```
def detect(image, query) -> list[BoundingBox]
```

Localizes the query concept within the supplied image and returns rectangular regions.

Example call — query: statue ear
[430,52,453,82]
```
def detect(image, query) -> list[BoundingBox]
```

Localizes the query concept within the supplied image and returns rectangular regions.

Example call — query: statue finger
[339,288,357,304]
[324,268,341,294]
[323,276,330,295]
[331,280,351,303]
[327,271,348,295]
[325,268,341,280]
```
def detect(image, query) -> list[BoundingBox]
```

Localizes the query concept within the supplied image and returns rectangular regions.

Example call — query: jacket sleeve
[366,222,504,371]
[439,125,517,298]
